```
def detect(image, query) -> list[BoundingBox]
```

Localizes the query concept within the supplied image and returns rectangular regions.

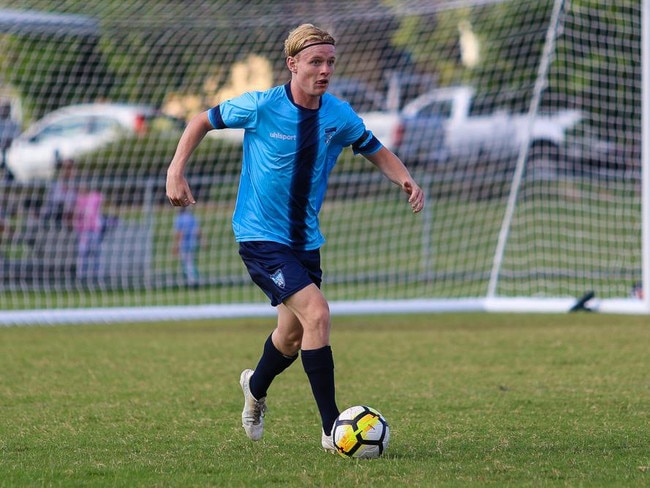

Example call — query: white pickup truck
[360,85,582,166]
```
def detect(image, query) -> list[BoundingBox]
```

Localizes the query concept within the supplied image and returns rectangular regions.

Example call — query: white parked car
[5,103,173,182]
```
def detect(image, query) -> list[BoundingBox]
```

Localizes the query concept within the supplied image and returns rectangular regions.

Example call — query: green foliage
[1,313,649,486]
[0,32,112,120]
[555,0,641,141]
[388,2,554,103]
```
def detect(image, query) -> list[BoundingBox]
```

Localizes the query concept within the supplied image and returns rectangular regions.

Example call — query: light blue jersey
[208,83,382,250]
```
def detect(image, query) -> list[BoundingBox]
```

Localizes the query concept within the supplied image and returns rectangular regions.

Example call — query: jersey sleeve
[334,100,382,156]
[207,92,259,130]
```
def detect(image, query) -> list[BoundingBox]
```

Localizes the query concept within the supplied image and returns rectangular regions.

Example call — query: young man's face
[289,44,336,98]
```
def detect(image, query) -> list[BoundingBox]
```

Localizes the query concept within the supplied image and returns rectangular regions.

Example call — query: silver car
[6,103,165,182]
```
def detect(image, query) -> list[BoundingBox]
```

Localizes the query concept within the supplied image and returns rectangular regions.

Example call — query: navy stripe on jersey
[289,102,320,247]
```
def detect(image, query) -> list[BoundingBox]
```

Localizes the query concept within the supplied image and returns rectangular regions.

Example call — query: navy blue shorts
[238,241,322,306]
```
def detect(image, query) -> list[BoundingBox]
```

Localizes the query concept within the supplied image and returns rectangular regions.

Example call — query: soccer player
[166,23,425,451]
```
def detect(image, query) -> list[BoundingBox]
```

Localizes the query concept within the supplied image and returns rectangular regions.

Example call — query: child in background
[73,184,103,280]
[173,206,200,286]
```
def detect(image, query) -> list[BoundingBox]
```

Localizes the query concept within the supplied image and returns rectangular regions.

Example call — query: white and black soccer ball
[332,405,390,459]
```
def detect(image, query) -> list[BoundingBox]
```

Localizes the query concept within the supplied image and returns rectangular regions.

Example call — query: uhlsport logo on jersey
[269,132,296,141]
[270,269,285,289]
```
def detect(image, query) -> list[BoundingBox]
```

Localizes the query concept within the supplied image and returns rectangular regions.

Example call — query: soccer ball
[332,405,390,459]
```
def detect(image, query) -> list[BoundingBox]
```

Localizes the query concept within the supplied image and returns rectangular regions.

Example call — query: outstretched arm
[166,111,214,206]
[364,146,425,213]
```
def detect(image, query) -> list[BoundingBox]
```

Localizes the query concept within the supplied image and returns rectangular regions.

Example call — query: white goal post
[642,0,650,314]
[0,0,648,325]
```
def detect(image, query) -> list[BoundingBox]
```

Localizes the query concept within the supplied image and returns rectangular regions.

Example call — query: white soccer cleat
[239,369,266,441]
[321,429,337,453]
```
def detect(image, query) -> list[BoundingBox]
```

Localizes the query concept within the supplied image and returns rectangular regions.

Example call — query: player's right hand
[166,172,196,207]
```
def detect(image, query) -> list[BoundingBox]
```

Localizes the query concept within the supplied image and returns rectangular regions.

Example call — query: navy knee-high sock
[301,345,340,436]
[249,334,297,400]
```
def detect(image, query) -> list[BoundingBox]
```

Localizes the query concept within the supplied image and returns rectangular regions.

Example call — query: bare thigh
[281,283,331,350]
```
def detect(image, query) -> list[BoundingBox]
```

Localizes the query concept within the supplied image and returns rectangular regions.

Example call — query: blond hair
[284,23,336,58]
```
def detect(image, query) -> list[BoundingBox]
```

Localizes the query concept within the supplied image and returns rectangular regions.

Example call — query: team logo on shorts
[270,269,285,289]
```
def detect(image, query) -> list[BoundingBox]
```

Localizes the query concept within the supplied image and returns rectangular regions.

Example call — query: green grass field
[1,313,649,487]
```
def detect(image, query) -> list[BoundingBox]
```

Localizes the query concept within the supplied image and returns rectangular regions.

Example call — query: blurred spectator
[40,159,77,229]
[631,281,643,299]
[21,197,42,248]
[173,206,200,286]
[73,183,103,280]
[0,204,10,246]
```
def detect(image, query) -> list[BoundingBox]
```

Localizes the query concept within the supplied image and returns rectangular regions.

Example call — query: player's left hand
[403,180,425,213]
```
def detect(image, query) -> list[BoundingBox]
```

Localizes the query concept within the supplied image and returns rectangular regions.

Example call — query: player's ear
[286,56,297,73]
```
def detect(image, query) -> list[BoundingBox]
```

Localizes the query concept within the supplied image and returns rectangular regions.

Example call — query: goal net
[1,0,647,324]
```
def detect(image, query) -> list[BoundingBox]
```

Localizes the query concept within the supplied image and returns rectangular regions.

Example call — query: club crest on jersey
[324,127,337,145]
[270,269,285,289]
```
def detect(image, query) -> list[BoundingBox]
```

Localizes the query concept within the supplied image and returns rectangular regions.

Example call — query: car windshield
[31,116,91,142]
[418,100,453,118]
[90,116,122,134]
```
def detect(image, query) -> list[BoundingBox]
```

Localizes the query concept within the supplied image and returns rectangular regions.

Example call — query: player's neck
[289,82,321,110]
